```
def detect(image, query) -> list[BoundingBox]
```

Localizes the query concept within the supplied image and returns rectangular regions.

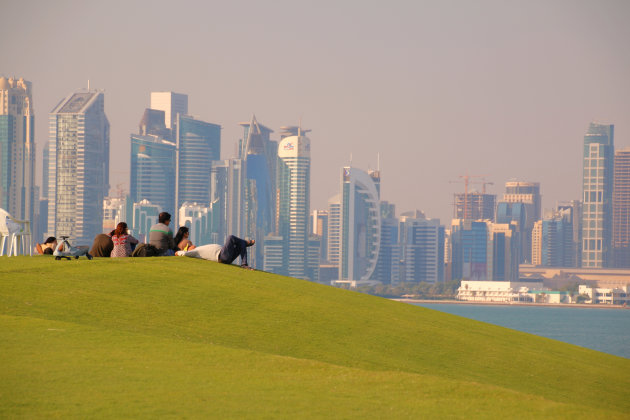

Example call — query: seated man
[176,235,255,268]
[36,237,58,255]
[149,212,175,256]
[90,233,114,257]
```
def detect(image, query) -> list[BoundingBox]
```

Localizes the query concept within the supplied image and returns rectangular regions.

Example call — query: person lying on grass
[36,237,58,255]
[176,235,255,269]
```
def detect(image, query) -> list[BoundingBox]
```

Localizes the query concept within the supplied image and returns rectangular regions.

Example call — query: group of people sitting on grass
[36,212,255,268]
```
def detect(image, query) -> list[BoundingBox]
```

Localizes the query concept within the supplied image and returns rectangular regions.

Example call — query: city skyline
[2,1,629,225]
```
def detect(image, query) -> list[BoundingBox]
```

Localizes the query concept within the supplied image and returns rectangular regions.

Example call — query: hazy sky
[2,0,629,224]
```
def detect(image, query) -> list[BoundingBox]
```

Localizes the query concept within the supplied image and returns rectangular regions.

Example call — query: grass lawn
[1,256,628,418]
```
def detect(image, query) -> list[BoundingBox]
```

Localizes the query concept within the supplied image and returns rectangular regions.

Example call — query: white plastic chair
[0,208,32,257]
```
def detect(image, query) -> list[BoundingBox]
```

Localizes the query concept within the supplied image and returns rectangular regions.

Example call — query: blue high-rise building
[581,122,614,268]
[371,201,400,284]
[496,201,527,263]
[130,134,176,215]
[399,210,444,283]
[176,114,221,209]
[533,207,575,267]
[451,219,520,281]
[239,116,277,268]
[48,89,109,244]
[451,220,489,281]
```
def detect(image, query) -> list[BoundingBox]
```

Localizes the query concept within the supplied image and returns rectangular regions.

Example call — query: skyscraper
[268,128,314,279]
[311,209,329,262]
[581,122,614,268]
[326,193,342,267]
[150,91,188,130]
[501,181,541,263]
[130,132,176,215]
[239,116,277,268]
[0,76,36,223]
[451,219,490,280]
[37,143,50,242]
[130,98,179,218]
[176,114,221,209]
[339,167,381,281]
[613,147,630,268]
[48,89,109,244]
[399,210,444,283]
[372,201,400,284]
[450,219,519,281]
[489,222,520,281]
[496,201,527,263]
[453,192,496,221]
[537,208,574,267]
[557,200,582,267]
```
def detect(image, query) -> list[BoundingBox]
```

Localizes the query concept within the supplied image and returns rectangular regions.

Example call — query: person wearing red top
[110,222,139,258]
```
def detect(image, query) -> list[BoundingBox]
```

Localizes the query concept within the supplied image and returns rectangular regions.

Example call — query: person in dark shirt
[90,233,114,257]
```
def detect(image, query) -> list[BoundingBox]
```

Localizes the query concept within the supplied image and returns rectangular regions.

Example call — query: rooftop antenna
[298,117,302,137]
[350,153,353,166]
[377,153,380,171]
[87,80,90,91]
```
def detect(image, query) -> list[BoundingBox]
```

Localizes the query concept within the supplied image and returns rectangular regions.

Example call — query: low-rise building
[458,280,546,303]
[578,285,629,305]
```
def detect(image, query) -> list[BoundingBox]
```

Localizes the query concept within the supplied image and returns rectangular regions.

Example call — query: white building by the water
[578,285,629,305]
[458,281,551,303]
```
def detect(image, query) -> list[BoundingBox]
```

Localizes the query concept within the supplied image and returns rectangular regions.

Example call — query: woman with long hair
[110,222,139,258]
[174,226,196,251]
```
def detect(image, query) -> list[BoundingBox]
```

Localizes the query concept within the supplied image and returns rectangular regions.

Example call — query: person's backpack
[131,243,160,257]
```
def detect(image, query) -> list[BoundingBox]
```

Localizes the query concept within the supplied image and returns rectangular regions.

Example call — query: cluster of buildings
[2,77,629,300]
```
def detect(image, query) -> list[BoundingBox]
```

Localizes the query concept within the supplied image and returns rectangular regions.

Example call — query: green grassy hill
[1,256,628,419]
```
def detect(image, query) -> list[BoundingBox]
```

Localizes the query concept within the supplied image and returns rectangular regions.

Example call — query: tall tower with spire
[238,115,277,267]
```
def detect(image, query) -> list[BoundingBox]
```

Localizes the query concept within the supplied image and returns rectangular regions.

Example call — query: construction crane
[449,174,489,220]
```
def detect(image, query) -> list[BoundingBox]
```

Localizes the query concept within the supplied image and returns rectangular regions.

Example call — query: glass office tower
[239,116,277,268]
[130,134,176,215]
[48,89,109,244]
[0,76,36,223]
[176,114,221,209]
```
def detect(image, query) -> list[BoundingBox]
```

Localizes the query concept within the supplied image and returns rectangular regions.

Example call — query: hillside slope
[1,257,628,418]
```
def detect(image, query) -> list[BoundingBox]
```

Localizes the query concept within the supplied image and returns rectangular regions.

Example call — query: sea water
[412,303,630,359]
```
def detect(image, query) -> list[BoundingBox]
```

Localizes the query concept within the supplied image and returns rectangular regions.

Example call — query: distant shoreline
[394,299,629,310]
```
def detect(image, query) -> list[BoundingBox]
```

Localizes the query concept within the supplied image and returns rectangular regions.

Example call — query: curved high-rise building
[340,167,381,281]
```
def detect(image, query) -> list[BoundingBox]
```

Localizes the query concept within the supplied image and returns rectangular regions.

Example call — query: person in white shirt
[177,235,255,268]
